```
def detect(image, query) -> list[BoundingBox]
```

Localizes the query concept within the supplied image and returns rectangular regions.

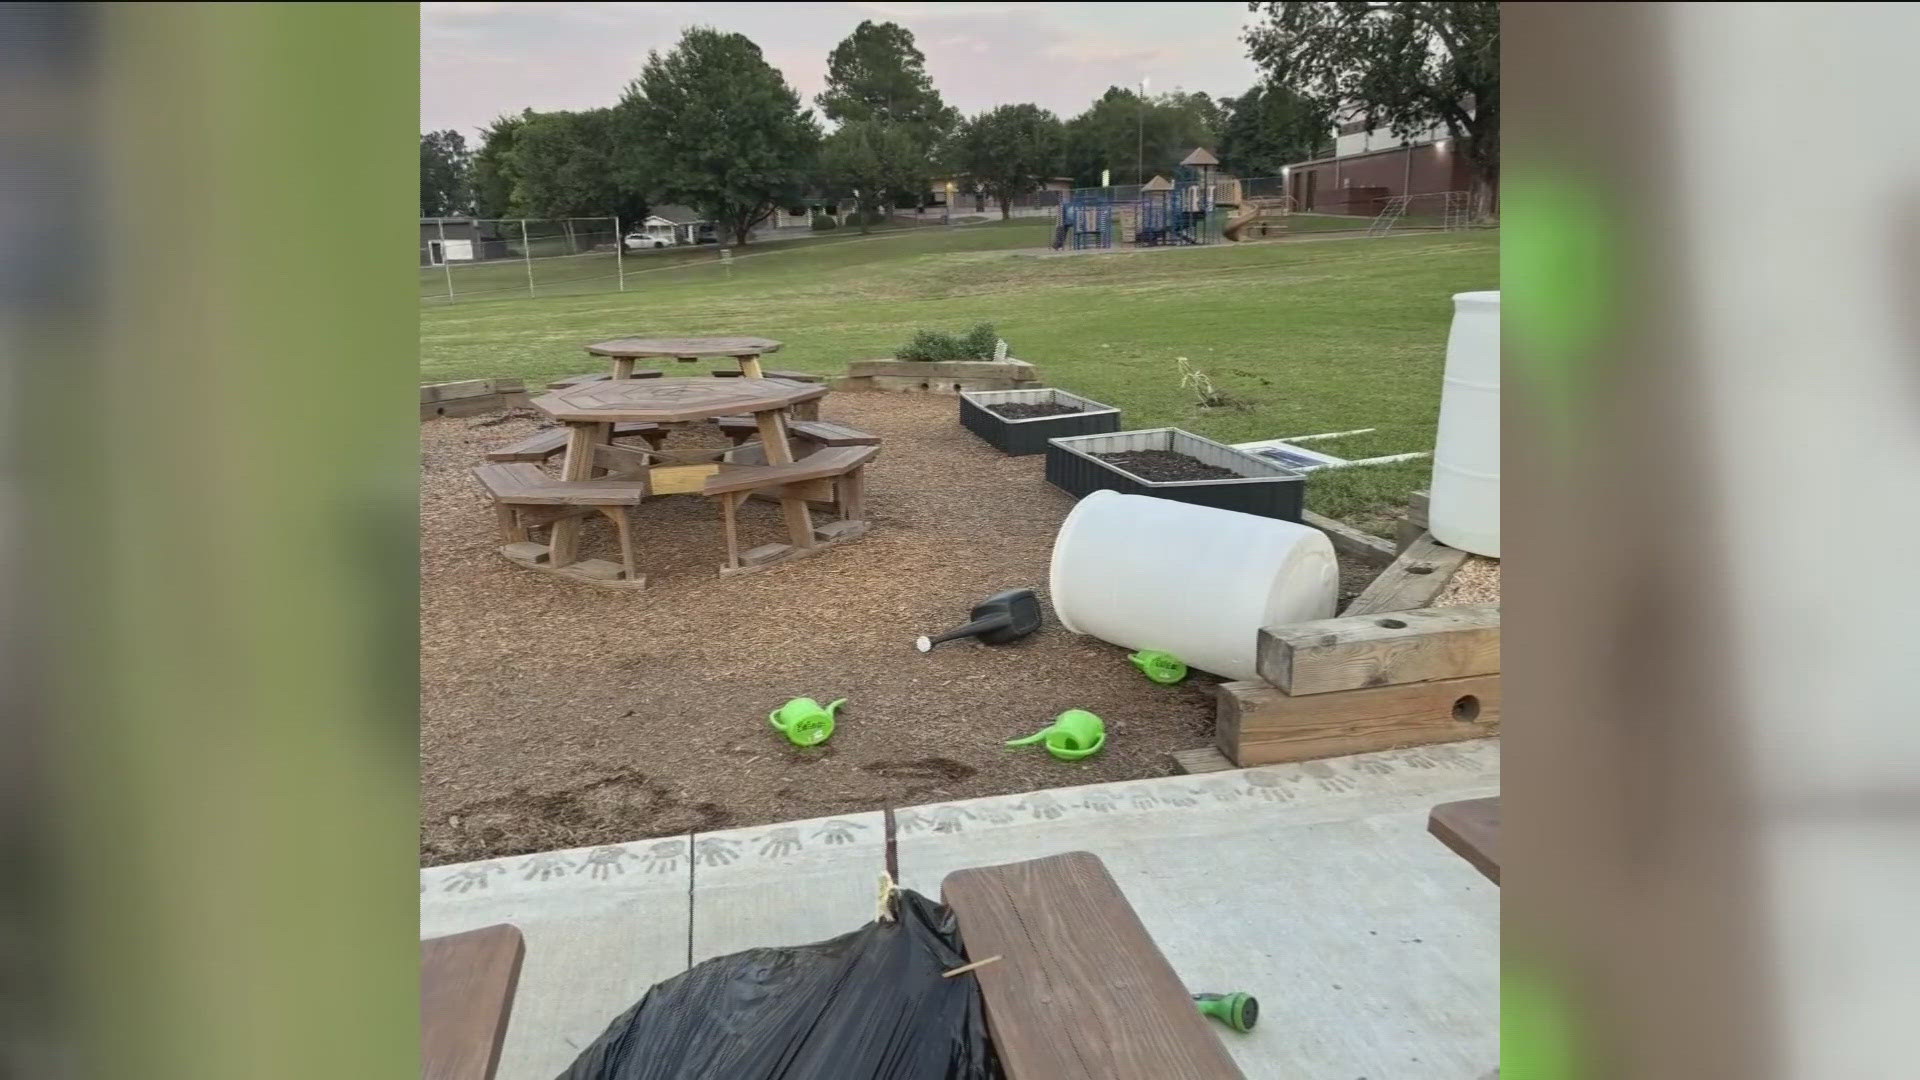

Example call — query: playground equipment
[1052,191,1115,251]
[1049,490,1337,680]
[1429,291,1501,557]
[1054,148,1226,250]
[916,588,1043,652]
[1135,148,1220,247]
[1222,196,1294,242]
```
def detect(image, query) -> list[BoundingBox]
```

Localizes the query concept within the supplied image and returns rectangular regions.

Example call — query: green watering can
[769,697,844,747]
[1128,650,1189,685]
[1006,709,1106,762]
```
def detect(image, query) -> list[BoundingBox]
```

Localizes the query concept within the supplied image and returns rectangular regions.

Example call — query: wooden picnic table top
[530,376,824,424]
[584,335,783,359]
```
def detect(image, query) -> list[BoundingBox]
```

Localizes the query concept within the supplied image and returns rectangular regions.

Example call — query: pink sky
[422,1,1264,138]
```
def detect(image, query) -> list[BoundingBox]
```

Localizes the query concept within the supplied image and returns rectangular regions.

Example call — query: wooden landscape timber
[1215,673,1499,767]
[1302,509,1398,567]
[1257,604,1500,696]
[1166,746,1237,774]
[421,378,529,419]
[1341,531,1470,616]
[1394,489,1431,553]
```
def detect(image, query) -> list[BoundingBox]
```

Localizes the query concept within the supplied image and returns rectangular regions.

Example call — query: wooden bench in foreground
[703,444,878,573]
[421,924,524,1080]
[942,851,1244,1080]
[1428,796,1500,884]
[472,463,651,586]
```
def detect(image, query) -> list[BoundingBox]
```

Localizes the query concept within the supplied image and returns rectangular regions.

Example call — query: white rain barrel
[1430,290,1500,557]
[1048,490,1337,680]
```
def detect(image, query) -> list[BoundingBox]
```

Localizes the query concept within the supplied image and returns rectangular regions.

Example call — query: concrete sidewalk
[422,739,1499,1079]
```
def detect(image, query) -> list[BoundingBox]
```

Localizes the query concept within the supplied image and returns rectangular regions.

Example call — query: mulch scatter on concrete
[424,392,1388,866]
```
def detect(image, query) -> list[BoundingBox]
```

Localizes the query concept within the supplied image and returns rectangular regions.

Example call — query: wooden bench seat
[714,416,879,448]
[421,924,524,1080]
[701,444,877,496]
[943,852,1243,1079]
[472,463,648,582]
[546,370,663,389]
[472,463,650,505]
[484,423,666,463]
[709,367,824,383]
[704,445,878,571]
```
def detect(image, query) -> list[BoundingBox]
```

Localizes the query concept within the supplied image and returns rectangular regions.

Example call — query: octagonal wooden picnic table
[584,335,783,380]
[530,376,828,569]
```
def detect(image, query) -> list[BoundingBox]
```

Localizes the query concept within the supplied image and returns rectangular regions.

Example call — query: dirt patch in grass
[987,402,1082,420]
[428,393,1381,866]
[1096,449,1240,483]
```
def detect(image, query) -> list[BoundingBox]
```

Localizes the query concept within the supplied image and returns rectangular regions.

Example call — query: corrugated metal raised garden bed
[1045,427,1307,521]
[959,388,1123,456]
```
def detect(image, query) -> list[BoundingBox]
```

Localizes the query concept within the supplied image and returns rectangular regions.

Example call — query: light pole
[1137,76,1148,185]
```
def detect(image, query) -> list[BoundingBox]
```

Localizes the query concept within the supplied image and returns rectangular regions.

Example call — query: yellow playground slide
[1222,198,1290,242]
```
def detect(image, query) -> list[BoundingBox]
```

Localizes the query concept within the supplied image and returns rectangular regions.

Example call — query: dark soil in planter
[1096,449,1240,483]
[988,402,1083,420]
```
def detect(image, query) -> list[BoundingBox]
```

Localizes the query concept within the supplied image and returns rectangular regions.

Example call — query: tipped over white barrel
[1047,491,1337,680]
[1430,290,1500,557]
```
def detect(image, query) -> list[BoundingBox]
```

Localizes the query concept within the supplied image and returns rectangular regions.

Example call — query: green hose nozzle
[1129,650,1189,685]
[1193,991,1257,1033]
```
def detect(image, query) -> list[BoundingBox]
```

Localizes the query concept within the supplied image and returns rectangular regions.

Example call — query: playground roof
[1180,147,1221,166]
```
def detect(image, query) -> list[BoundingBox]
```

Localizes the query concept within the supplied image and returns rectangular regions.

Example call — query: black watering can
[916,589,1042,652]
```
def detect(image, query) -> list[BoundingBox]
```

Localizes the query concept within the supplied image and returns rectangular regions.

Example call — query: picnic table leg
[734,354,764,379]
[547,422,606,567]
[753,409,814,547]
[612,357,635,380]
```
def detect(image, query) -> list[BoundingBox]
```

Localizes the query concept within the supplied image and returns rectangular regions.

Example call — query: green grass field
[420,220,1497,534]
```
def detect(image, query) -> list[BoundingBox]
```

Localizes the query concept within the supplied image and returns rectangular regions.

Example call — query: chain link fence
[420,218,635,304]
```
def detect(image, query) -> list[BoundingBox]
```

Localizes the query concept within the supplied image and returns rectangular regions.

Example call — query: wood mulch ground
[420,391,1386,867]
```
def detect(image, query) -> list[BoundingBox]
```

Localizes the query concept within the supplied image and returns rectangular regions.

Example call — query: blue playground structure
[1052,147,1221,251]
[1052,190,1115,251]
[1136,148,1220,246]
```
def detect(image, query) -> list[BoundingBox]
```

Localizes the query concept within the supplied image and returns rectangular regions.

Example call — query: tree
[511,108,649,229]
[619,27,820,245]
[1245,1,1498,214]
[818,120,922,233]
[954,104,1064,219]
[1062,87,1221,187]
[470,111,530,218]
[817,20,959,141]
[420,130,472,217]
[1217,81,1331,177]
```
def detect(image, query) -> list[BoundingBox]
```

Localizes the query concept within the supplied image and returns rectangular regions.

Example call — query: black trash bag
[557,888,1003,1080]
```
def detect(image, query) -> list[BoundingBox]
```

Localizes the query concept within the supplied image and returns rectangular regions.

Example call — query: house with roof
[633,205,715,246]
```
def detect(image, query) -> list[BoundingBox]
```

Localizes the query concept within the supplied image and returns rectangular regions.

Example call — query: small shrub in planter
[960,388,1122,455]
[896,322,1000,362]
[1046,428,1307,521]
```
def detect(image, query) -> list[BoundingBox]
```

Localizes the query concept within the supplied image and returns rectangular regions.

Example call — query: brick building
[1283,108,1484,216]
